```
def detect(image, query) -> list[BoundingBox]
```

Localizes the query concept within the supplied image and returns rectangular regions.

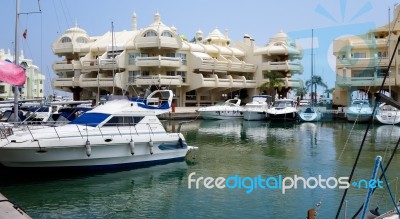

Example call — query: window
[60,37,72,43]
[353,52,366,58]
[128,53,140,65]
[103,116,144,126]
[166,53,175,58]
[141,53,149,57]
[143,30,157,37]
[378,51,387,58]
[161,31,173,37]
[128,71,141,83]
[76,37,87,43]
[142,71,150,77]
[177,71,186,82]
[166,71,175,76]
[176,53,187,65]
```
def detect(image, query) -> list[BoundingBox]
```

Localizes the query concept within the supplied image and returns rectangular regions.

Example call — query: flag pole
[13,0,20,123]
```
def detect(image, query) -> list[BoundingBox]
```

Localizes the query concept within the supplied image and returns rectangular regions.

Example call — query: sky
[1,0,399,97]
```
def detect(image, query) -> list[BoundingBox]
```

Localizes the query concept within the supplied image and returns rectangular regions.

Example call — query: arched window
[61,37,72,43]
[76,37,87,43]
[161,31,173,37]
[143,30,157,37]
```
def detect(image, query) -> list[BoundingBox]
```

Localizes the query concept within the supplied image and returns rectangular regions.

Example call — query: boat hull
[199,111,243,120]
[0,132,192,168]
[346,113,372,122]
[299,108,322,122]
[243,111,266,121]
[375,111,400,125]
[267,111,298,121]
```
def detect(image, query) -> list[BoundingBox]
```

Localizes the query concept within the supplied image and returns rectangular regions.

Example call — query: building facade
[333,5,400,106]
[0,49,46,100]
[52,13,304,106]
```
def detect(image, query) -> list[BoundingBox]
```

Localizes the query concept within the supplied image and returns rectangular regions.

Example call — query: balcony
[132,75,183,87]
[52,60,82,72]
[135,56,182,68]
[284,78,303,88]
[188,73,257,91]
[261,61,303,73]
[336,57,392,68]
[79,76,115,88]
[350,38,388,49]
[52,42,89,55]
[52,78,74,87]
[336,74,396,87]
[135,36,180,49]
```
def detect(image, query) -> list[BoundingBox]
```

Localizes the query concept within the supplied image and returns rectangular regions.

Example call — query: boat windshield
[274,101,293,108]
[351,100,369,106]
[69,113,110,127]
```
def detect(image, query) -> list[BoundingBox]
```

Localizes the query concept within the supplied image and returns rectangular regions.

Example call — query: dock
[158,107,200,120]
[158,106,347,121]
[0,193,31,219]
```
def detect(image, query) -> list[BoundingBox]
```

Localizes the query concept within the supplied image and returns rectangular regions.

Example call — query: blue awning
[69,113,110,127]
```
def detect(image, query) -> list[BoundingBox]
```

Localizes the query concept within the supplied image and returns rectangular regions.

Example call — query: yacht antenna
[112,21,115,95]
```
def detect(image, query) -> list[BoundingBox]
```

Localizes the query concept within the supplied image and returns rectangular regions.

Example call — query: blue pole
[360,156,382,219]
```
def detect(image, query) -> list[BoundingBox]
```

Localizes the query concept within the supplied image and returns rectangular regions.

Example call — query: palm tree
[259,72,285,101]
[324,88,334,98]
[305,75,327,103]
[294,87,307,100]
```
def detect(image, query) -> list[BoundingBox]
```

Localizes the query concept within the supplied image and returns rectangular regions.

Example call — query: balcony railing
[52,60,82,72]
[132,75,183,87]
[52,78,73,87]
[188,73,257,91]
[135,56,182,68]
[336,57,391,68]
[261,61,302,73]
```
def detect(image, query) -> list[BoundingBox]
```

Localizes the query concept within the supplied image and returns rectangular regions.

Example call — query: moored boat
[242,95,270,121]
[345,99,373,122]
[266,99,298,121]
[197,98,243,120]
[375,103,400,125]
[0,90,196,169]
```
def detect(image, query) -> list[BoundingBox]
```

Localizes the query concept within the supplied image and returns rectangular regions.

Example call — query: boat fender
[178,137,184,148]
[129,139,135,155]
[85,140,91,157]
[148,140,154,155]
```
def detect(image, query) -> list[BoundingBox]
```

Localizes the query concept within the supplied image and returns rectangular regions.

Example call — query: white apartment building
[333,5,400,106]
[0,49,46,100]
[52,12,303,106]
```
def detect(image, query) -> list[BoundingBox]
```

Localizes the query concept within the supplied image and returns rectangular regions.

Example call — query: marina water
[1,120,400,218]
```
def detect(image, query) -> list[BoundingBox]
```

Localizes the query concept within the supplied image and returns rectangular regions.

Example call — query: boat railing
[19,122,166,141]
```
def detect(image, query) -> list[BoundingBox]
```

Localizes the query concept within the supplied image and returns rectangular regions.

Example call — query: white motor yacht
[198,98,243,120]
[0,90,196,169]
[345,99,373,122]
[266,99,298,121]
[242,95,270,121]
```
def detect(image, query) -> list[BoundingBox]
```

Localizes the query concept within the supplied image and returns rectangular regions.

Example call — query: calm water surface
[1,120,400,218]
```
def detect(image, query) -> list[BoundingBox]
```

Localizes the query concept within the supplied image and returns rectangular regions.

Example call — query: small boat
[345,99,373,122]
[299,107,322,122]
[0,90,196,169]
[375,103,400,125]
[198,98,243,120]
[242,95,270,121]
[266,99,298,121]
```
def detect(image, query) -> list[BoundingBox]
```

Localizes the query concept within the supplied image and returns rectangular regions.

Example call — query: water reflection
[1,120,400,218]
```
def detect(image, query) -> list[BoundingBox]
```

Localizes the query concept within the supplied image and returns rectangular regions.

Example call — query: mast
[388,7,391,95]
[13,0,20,122]
[311,29,314,104]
